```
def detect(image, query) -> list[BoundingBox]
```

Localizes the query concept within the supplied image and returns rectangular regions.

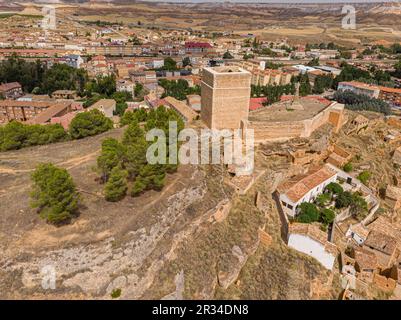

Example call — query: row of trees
[0,121,68,152]
[120,108,148,126]
[333,63,395,88]
[158,79,201,101]
[0,55,88,95]
[251,83,296,103]
[313,74,334,94]
[0,109,113,152]
[333,90,392,115]
[97,106,184,201]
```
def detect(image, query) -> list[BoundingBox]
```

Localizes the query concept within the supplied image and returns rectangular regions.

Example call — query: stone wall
[247,102,344,143]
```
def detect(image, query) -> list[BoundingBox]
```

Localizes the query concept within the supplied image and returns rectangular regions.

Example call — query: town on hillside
[1,0,401,302]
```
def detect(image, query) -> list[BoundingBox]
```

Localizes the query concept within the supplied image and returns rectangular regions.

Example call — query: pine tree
[104,166,128,202]
[30,163,79,225]
[122,120,145,146]
[97,138,124,182]
[299,74,312,96]
[124,140,148,178]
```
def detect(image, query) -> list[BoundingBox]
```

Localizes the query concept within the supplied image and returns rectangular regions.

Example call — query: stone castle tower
[201,66,251,130]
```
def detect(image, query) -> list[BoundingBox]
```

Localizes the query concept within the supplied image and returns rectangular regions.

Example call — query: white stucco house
[288,223,337,270]
[277,164,338,217]
[345,223,369,245]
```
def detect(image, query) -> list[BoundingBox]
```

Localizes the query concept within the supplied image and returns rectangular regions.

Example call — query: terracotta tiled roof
[185,42,212,49]
[0,82,21,92]
[164,96,197,122]
[277,165,337,203]
[364,230,398,256]
[354,247,377,270]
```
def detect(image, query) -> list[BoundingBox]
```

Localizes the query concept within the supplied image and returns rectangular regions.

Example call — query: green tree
[316,193,331,207]
[343,162,353,173]
[335,191,353,209]
[69,109,113,139]
[357,171,371,184]
[30,163,79,225]
[104,166,128,202]
[97,138,125,182]
[299,73,311,96]
[40,63,88,95]
[325,182,344,195]
[163,57,177,71]
[320,208,335,225]
[122,121,144,146]
[296,202,320,223]
[131,179,146,197]
[313,74,333,94]
[0,121,68,152]
[350,192,368,219]
[85,74,116,97]
[0,55,45,93]
[307,57,319,67]
[182,57,191,67]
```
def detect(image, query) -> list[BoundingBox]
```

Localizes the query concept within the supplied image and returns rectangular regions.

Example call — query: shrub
[325,182,343,195]
[357,171,371,184]
[0,121,68,152]
[320,208,336,225]
[110,288,121,299]
[69,109,113,139]
[104,166,128,202]
[30,163,79,225]
[350,192,368,219]
[296,203,320,223]
[335,191,353,209]
[131,179,146,197]
[97,138,125,182]
[315,193,331,207]
[343,162,353,173]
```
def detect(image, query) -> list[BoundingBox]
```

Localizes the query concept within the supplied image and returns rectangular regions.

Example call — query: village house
[346,223,370,245]
[51,90,77,100]
[116,79,135,97]
[163,96,198,123]
[326,145,352,168]
[338,81,380,99]
[352,247,378,282]
[385,186,401,210]
[338,81,401,107]
[87,99,116,118]
[363,230,399,271]
[277,164,338,217]
[287,223,338,270]
[0,100,71,124]
[185,42,213,55]
[0,82,23,99]
[26,102,74,125]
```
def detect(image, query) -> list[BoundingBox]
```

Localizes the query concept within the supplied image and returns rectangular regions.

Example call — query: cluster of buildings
[338,81,401,108]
